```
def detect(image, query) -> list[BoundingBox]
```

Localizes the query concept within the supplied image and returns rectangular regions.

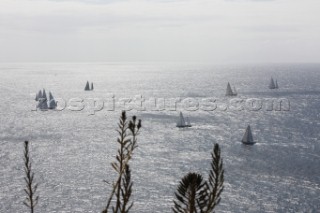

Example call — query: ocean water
[0,62,319,212]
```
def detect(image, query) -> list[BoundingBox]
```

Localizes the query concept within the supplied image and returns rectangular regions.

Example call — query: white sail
[48,99,57,109]
[91,82,94,90]
[242,125,255,144]
[85,81,90,91]
[233,86,237,95]
[48,91,54,101]
[226,82,233,96]
[269,78,276,89]
[176,112,186,127]
[226,82,237,96]
[185,117,192,127]
[48,91,57,109]
[275,80,278,89]
[42,89,47,100]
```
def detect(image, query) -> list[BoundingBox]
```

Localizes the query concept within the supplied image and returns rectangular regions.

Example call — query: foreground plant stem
[23,141,39,213]
[102,111,141,213]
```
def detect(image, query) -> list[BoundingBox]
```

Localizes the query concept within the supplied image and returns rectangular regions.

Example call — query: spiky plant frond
[203,143,224,213]
[172,143,224,213]
[173,172,208,213]
[102,111,141,213]
[23,141,39,213]
[119,165,133,213]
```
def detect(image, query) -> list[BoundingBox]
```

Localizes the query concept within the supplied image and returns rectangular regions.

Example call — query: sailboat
[48,91,57,109]
[35,89,57,110]
[84,81,90,91]
[37,96,48,110]
[226,82,237,96]
[241,125,255,145]
[85,81,94,91]
[36,89,48,110]
[269,77,276,89]
[176,112,191,128]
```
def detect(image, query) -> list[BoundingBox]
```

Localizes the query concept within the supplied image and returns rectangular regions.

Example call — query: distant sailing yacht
[48,91,57,109]
[176,112,192,128]
[37,98,48,110]
[37,89,48,110]
[85,81,90,91]
[85,81,94,91]
[269,77,279,89]
[226,82,237,96]
[42,89,47,100]
[241,125,255,145]
[35,89,57,110]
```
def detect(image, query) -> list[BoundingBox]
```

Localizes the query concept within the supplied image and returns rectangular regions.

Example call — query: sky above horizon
[0,0,319,63]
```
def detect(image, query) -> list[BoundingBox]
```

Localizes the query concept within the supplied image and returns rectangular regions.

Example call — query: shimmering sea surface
[0,62,319,212]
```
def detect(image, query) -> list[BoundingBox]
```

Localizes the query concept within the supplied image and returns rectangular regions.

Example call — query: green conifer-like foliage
[205,143,224,212]
[172,144,224,213]
[173,172,208,213]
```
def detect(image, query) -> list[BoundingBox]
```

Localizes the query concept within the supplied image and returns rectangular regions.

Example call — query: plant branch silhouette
[102,111,141,213]
[172,143,224,213]
[23,141,39,213]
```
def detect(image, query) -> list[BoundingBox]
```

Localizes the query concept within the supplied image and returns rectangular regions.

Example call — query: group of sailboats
[36,79,261,141]
[35,80,95,110]
[226,77,279,96]
[35,89,57,110]
[85,81,94,91]
[178,78,256,142]
[176,111,255,145]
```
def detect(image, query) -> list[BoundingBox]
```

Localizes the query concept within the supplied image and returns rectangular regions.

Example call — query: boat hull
[241,141,255,145]
[176,125,192,128]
